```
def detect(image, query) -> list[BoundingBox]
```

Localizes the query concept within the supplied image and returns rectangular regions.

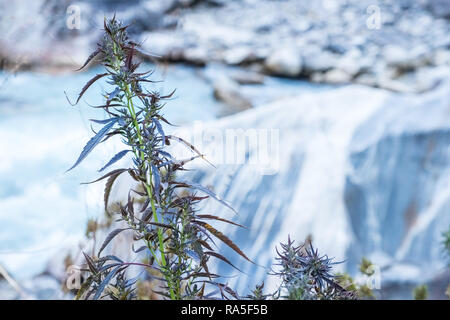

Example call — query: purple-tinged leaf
[81,168,127,185]
[98,228,129,256]
[93,265,121,300]
[76,73,108,105]
[75,48,101,71]
[67,118,119,172]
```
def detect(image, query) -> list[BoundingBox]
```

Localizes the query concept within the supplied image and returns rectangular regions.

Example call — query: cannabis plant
[67,16,250,300]
[269,237,355,300]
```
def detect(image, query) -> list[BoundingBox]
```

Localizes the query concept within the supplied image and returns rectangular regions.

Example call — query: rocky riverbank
[1,0,450,92]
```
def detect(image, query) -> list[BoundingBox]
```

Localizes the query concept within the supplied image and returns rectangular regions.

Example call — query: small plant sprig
[269,237,356,300]
[68,16,251,300]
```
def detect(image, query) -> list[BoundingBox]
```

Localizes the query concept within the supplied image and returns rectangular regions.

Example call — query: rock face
[175,76,450,295]
[344,81,450,280]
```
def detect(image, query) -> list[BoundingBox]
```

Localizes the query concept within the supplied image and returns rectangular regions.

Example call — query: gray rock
[223,46,262,65]
[383,45,431,71]
[302,49,340,75]
[323,68,353,84]
[230,70,265,85]
[141,31,190,59]
[182,47,210,65]
[264,48,303,77]
[213,77,253,112]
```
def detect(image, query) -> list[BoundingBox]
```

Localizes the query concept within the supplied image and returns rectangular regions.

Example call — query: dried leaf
[194,221,251,263]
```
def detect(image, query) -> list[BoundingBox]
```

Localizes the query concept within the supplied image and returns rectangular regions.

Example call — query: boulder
[213,77,253,113]
[264,48,303,77]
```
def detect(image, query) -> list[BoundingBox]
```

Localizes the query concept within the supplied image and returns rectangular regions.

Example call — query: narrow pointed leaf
[187,182,237,215]
[76,73,108,104]
[81,168,127,185]
[93,265,121,300]
[194,221,251,263]
[75,48,101,71]
[194,215,247,229]
[98,228,129,256]
[89,117,119,125]
[67,118,118,171]
[82,252,97,274]
[152,118,165,147]
[99,150,130,172]
[151,164,161,202]
[205,251,241,272]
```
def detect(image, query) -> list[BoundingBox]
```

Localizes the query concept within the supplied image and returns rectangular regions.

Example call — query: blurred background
[0,0,449,299]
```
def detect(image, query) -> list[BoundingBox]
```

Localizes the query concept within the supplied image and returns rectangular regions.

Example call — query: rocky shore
[1,0,450,93]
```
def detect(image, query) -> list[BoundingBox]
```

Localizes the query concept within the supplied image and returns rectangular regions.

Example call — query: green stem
[123,83,176,300]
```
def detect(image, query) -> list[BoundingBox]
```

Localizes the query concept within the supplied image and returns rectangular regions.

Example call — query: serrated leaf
[89,118,119,125]
[107,87,121,103]
[194,215,247,229]
[75,48,101,71]
[81,168,127,185]
[93,265,121,300]
[185,249,201,262]
[67,118,119,172]
[132,245,148,254]
[197,239,213,251]
[194,221,251,263]
[151,164,161,202]
[82,252,97,274]
[205,251,241,272]
[76,73,108,105]
[75,277,93,300]
[166,135,215,167]
[104,169,127,212]
[144,221,174,230]
[152,118,165,147]
[99,150,130,172]
[187,182,237,215]
[98,228,129,256]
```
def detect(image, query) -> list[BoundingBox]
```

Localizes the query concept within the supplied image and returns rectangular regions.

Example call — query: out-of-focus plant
[268,237,356,300]
[335,257,376,299]
[442,226,450,299]
[67,16,251,300]
[413,284,428,300]
[442,226,450,261]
